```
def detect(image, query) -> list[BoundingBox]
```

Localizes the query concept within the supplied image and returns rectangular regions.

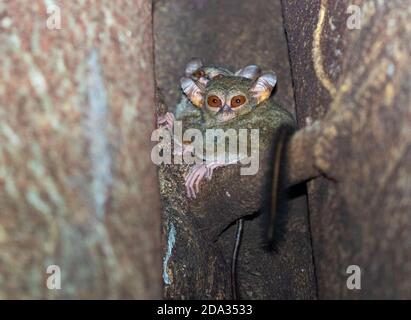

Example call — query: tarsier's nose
[221,104,231,112]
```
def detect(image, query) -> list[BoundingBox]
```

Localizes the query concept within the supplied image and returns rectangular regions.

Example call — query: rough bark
[0,0,161,299]
[283,0,411,298]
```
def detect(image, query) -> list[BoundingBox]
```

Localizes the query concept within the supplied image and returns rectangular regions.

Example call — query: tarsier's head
[184,57,232,86]
[181,58,277,123]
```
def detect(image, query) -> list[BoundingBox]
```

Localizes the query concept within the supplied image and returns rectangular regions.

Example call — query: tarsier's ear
[250,71,277,104]
[235,65,261,80]
[185,58,204,77]
[181,77,204,108]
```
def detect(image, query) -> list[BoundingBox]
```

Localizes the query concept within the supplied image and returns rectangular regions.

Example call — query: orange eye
[207,95,222,108]
[193,69,205,78]
[231,95,246,108]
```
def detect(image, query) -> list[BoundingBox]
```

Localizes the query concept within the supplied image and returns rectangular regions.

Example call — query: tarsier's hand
[157,112,175,131]
[157,112,195,157]
[185,162,225,198]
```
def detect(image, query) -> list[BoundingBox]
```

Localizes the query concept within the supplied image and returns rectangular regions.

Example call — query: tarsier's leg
[185,162,227,198]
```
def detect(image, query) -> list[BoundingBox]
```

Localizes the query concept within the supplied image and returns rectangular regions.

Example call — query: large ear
[235,65,261,80]
[185,57,204,77]
[180,77,204,108]
[250,71,277,104]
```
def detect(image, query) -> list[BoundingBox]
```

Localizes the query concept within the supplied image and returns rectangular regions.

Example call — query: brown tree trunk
[283,0,411,299]
[0,0,161,299]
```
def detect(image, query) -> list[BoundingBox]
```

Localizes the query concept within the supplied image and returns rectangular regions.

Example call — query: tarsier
[158,58,231,131]
[158,58,295,299]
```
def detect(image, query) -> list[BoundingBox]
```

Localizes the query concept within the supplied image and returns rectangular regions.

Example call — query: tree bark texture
[283,0,411,299]
[0,0,161,299]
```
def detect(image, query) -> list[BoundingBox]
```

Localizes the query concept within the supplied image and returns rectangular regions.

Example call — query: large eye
[230,95,246,108]
[207,95,222,108]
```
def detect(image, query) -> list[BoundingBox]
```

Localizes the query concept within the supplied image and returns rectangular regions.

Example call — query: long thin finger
[195,171,204,194]
[191,168,205,198]
[185,171,195,198]
[186,168,200,198]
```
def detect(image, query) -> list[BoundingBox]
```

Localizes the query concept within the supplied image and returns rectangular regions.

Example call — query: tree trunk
[0,0,161,299]
[283,0,411,299]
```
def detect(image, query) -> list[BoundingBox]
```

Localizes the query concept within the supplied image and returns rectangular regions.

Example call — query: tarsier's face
[181,58,277,123]
[204,76,255,122]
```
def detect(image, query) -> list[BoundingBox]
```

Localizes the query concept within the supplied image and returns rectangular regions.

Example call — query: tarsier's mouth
[217,111,236,123]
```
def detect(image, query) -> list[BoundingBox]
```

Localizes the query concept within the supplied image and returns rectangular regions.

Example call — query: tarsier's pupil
[231,95,246,108]
[207,95,222,108]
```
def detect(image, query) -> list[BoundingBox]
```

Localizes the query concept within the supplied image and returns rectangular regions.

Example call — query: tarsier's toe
[185,170,197,198]
[185,183,195,199]
[205,168,213,180]
[157,115,167,127]
[165,112,175,131]
[185,164,208,198]
[194,169,207,194]
[205,163,224,180]
[157,112,175,130]
[185,181,194,199]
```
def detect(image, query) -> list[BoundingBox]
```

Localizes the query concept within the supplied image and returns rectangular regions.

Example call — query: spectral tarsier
[159,58,261,133]
[159,58,295,299]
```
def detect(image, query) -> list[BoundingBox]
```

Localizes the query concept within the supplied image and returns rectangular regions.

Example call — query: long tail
[265,124,295,251]
[231,218,244,300]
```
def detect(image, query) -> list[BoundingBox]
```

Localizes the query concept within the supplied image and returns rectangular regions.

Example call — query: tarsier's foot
[185,164,208,199]
[185,162,225,198]
[205,162,225,180]
[157,112,175,131]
